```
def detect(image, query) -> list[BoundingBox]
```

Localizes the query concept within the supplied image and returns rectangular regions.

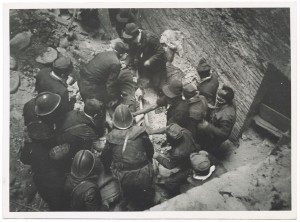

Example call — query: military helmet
[35,92,61,116]
[112,104,133,130]
[71,150,95,179]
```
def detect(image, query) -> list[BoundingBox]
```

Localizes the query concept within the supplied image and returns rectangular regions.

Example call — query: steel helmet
[35,92,61,116]
[71,150,95,179]
[112,104,133,129]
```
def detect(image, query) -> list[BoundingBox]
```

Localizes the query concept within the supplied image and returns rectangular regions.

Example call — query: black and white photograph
[3,1,297,220]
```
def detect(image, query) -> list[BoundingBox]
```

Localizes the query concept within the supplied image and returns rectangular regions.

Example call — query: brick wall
[138,8,290,140]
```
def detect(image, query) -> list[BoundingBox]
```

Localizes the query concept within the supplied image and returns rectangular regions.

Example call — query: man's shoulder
[210,73,219,85]
[144,30,159,43]
[37,68,51,77]
[23,98,35,112]
[218,104,236,119]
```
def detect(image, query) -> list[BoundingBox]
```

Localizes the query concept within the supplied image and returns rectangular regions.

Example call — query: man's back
[197,73,219,105]
[81,51,120,82]
[35,68,67,95]
[35,68,73,113]
[56,110,99,152]
[106,125,153,171]
[167,98,189,129]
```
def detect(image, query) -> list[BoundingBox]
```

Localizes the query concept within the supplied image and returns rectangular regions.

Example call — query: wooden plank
[253,115,282,138]
[259,103,290,132]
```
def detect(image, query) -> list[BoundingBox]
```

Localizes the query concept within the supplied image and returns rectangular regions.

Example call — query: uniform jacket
[79,51,121,102]
[128,30,166,73]
[114,69,137,112]
[156,128,197,170]
[197,73,219,105]
[35,68,74,114]
[199,103,236,151]
[156,96,189,128]
[185,95,208,139]
[56,110,104,153]
[102,125,154,171]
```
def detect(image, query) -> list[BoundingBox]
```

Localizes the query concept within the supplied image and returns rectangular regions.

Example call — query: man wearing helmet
[23,92,62,143]
[196,85,236,156]
[64,150,109,211]
[35,56,75,114]
[101,104,155,210]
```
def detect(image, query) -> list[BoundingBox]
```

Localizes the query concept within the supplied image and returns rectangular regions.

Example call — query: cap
[162,78,183,98]
[197,58,211,73]
[190,151,211,174]
[183,82,198,98]
[166,123,183,140]
[123,23,139,39]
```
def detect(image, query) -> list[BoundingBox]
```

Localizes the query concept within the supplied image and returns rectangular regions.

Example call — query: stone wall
[138,8,290,140]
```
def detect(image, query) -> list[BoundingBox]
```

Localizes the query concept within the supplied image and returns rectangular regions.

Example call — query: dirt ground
[9,9,291,212]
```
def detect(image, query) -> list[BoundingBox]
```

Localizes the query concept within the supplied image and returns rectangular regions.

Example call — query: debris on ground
[35,47,58,64]
[10,56,18,70]
[10,30,33,52]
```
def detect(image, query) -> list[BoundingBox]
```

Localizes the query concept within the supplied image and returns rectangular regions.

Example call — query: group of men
[19,21,236,211]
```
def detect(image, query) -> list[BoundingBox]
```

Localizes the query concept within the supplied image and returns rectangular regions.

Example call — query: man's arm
[133,103,158,116]
[107,63,121,100]
[142,133,154,161]
[145,34,166,66]
[146,126,168,135]
[198,115,235,142]
[100,143,113,174]
[133,95,167,117]
[154,153,178,169]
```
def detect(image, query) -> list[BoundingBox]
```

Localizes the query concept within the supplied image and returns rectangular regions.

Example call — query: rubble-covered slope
[150,144,291,211]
